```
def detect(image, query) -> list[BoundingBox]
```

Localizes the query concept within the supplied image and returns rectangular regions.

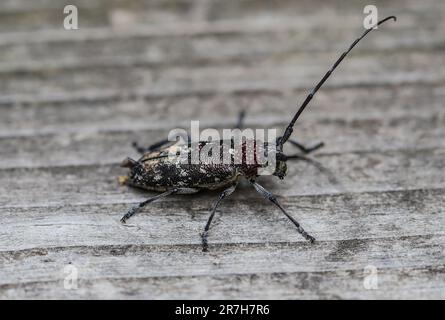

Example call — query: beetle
[119,16,397,251]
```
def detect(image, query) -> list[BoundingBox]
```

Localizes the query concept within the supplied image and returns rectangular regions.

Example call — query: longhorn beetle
[119,16,397,251]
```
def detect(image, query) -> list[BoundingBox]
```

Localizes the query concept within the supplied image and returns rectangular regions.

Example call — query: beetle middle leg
[249,180,315,243]
[201,183,238,252]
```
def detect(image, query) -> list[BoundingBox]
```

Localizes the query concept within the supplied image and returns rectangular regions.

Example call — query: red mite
[119,17,397,251]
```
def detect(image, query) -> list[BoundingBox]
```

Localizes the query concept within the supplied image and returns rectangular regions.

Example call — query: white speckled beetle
[119,16,397,251]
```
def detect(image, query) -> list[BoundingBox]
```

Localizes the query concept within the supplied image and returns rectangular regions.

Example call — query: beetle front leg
[201,184,237,252]
[249,180,315,243]
[120,188,179,223]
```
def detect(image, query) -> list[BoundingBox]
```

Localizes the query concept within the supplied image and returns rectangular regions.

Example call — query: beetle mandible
[119,16,397,251]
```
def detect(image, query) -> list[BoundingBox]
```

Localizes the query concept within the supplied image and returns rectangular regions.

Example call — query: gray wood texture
[0,0,444,299]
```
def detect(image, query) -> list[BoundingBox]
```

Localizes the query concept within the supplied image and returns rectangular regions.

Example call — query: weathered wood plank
[0,236,443,299]
[0,188,443,250]
[1,0,440,16]
[0,50,444,100]
[1,83,444,138]
[2,265,443,299]
[0,22,442,71]
[1,266,444,299]
[0,0,442,33]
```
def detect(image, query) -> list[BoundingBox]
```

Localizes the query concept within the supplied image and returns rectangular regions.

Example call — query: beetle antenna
[278,16,397,150]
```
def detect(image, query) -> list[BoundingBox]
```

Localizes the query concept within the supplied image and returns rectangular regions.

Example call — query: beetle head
[120,157,147,188]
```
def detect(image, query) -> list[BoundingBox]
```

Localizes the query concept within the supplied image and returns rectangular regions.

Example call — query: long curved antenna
[278,16,397,150]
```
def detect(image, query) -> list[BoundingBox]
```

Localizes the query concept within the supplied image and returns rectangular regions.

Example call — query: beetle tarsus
[201,231,209,252]
[120,207,137,223]
[295,226,315,243]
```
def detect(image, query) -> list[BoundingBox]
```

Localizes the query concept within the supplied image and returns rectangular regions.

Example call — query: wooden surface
[0,0,444,299]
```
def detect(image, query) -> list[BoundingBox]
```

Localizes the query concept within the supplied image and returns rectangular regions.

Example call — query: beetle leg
[132,139,171,154]
[120,188,179,223]
[235,110,246,129]
[288,139,325,154]
[201,184,238,252]
[284,154,341,187]
[277,136,324,154]
[249,180,315,243]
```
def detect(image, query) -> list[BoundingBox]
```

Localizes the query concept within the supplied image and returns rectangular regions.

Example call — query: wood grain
[0,0,443,299]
